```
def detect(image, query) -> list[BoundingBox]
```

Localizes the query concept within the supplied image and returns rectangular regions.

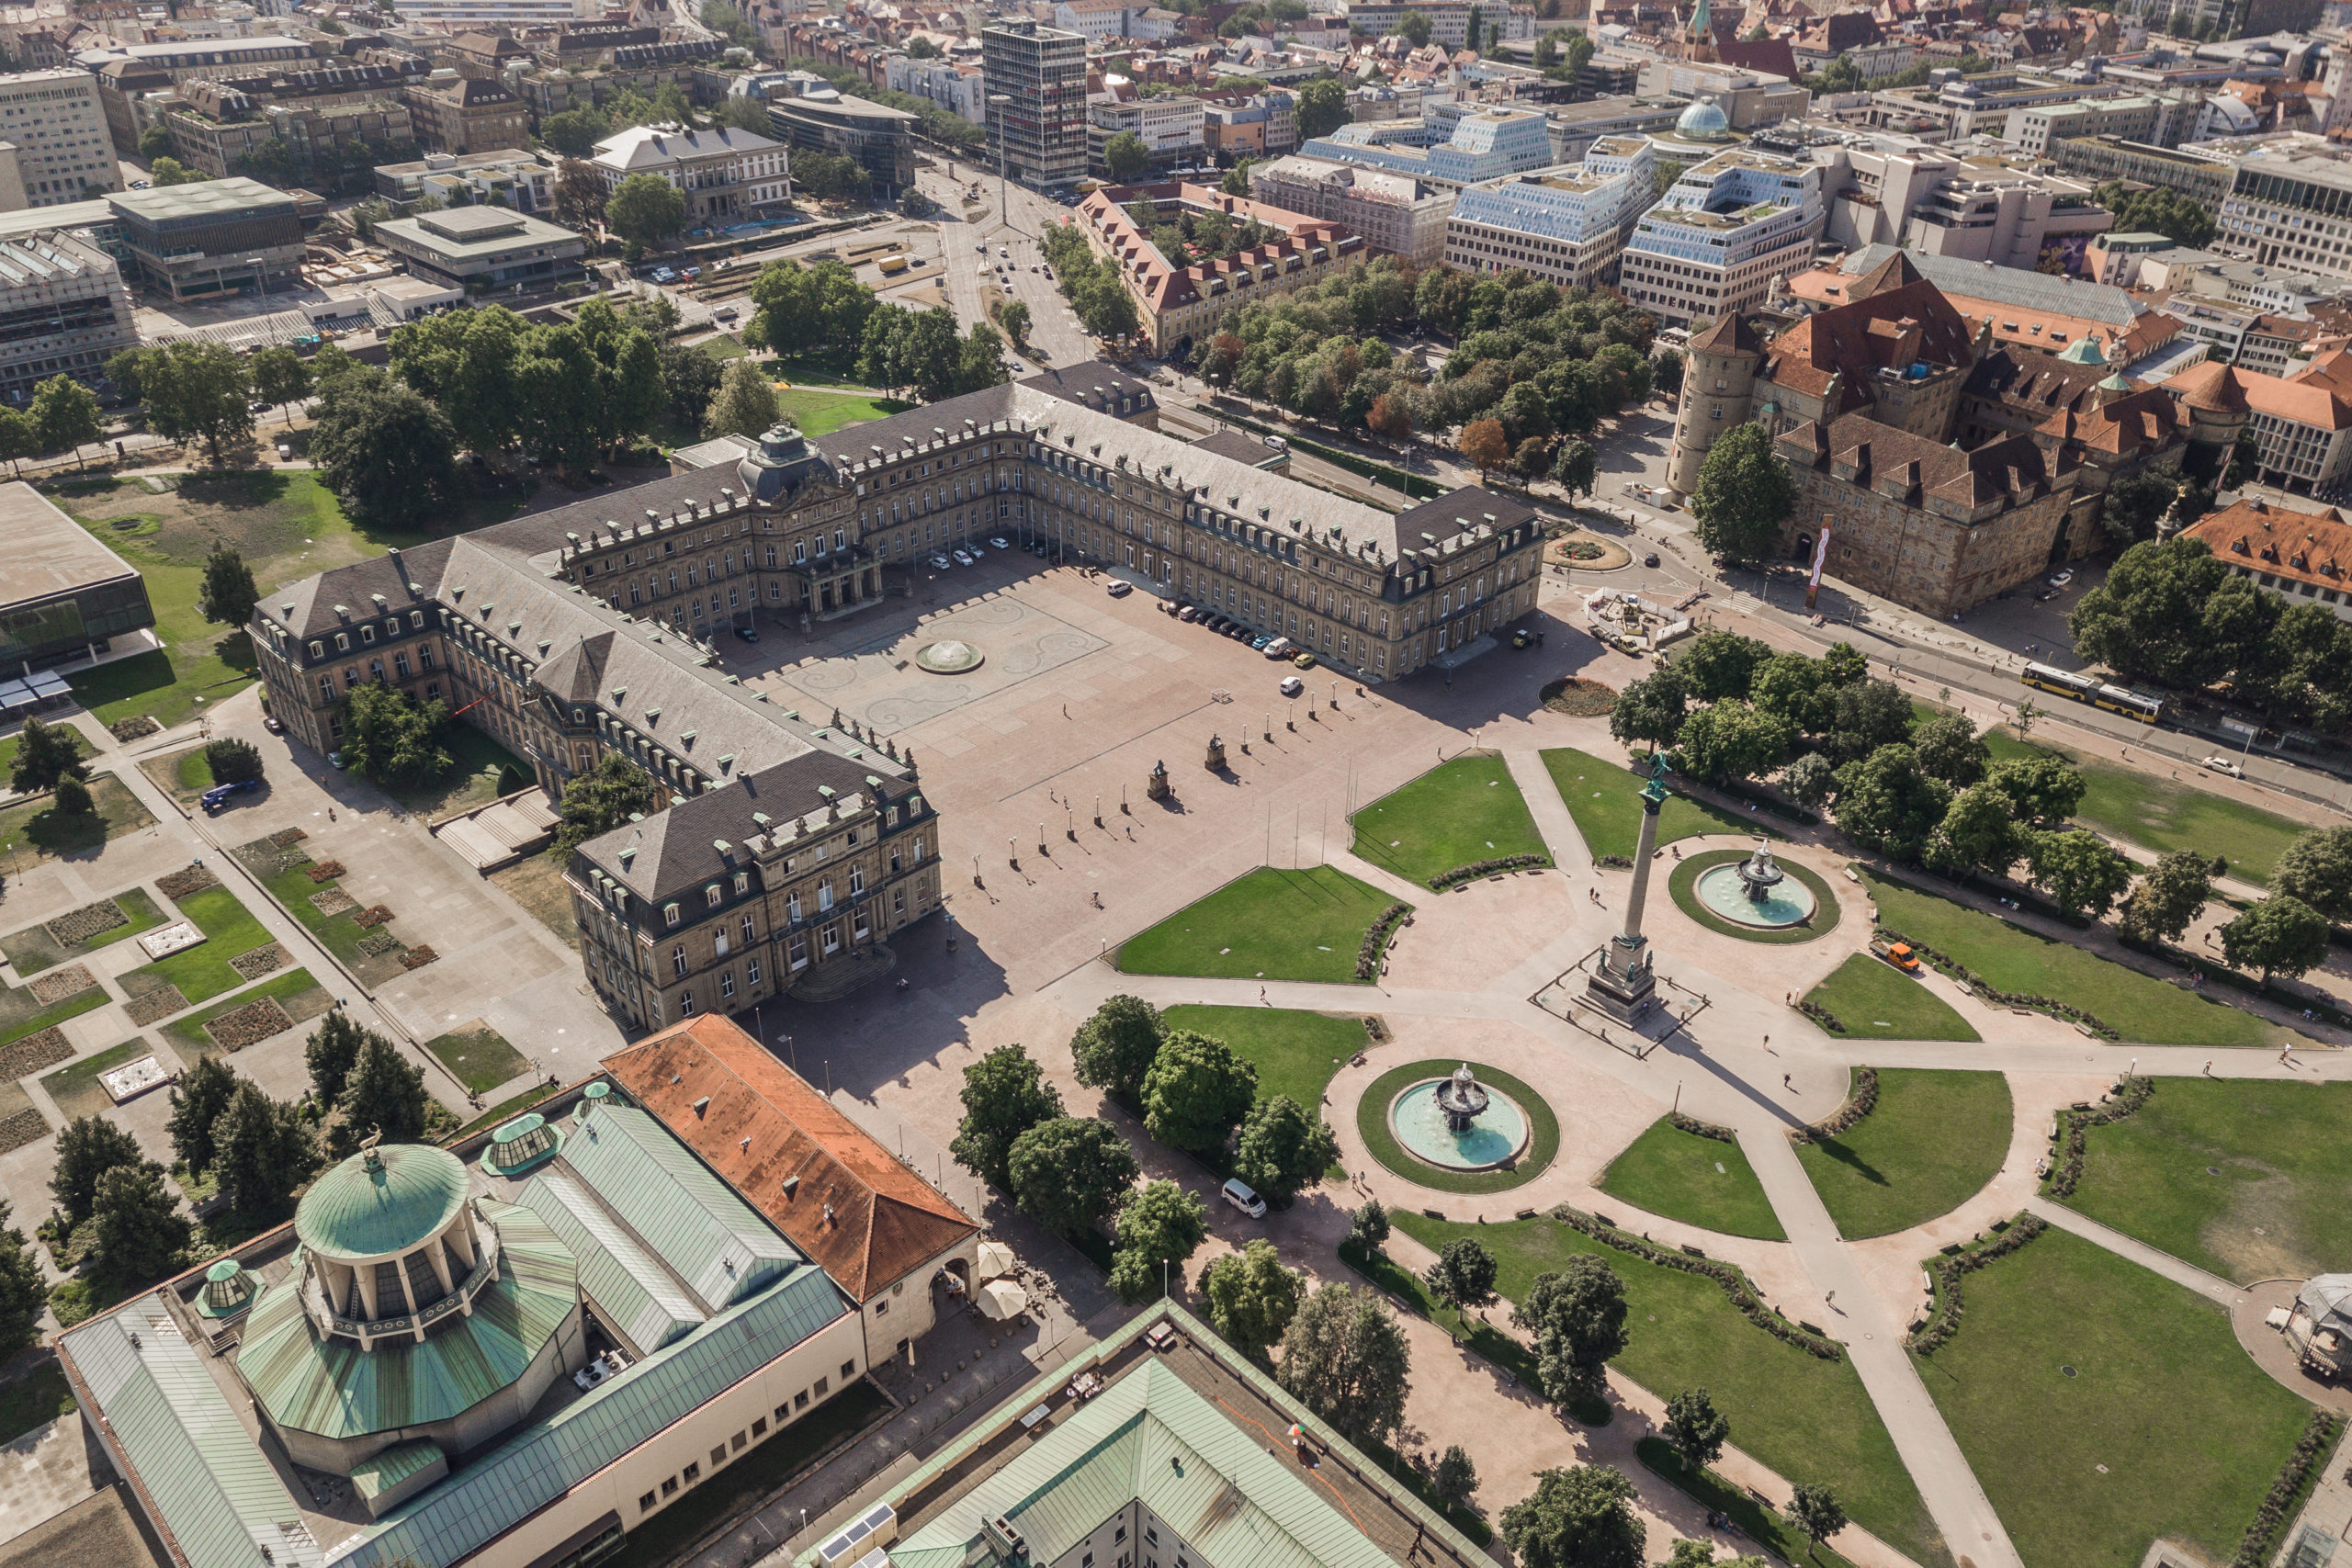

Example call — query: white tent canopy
[976,1241,1018,1280]
[977,1279,1028,1321]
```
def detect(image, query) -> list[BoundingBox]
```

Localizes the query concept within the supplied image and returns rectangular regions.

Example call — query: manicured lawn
[1392,1212,1946,1568]
[1540,747,1762,860]
[423,1023,527,1096]
[1802,953,1981,1043]
[1911,1225,2312,1568]
[1159,1005,1363,1111]
[1,887,166,975]
[2060,1077,2352,1284]
[1633,1438,1860,1568]
[0,775,155,867]
[1797,1069,2011,1240]
[763,344,873,387]
[1667,849,1842,944]
[40,1039,162,1122]
[696,333,748,361]
[1348,753,1550,886]
[1860,871,2271,1048]
[1116,866,1402,984]
[0,979,106,1048]
[1357,1058,1559,1194]
[132,885,275,1004]
[774,388,911,438]
[1598,1118,1785,1240]
[161,967,334,1060]
[1983,732,2307,887]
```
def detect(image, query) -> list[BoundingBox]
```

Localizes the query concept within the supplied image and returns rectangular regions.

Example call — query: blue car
[200,777,261,813]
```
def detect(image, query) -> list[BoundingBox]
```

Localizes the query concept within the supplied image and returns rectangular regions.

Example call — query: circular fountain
[914,639,985,673]
[1388,1064,1531,1172]
[1693,843,1816,930]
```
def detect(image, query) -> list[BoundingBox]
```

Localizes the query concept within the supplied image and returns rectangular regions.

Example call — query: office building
[1250,152,1454,264]
[0,70,119,210]
[80,35,322,148]
[146,65,416,180]
[1300,104,1554,190]
[2216,142,2352,284]
[402,69,528,154]
[1442,135,1657,288]
[0,480,152,668]
[0,229,133,402]
[1813,137,2111,269]
[2049,134,2235,205]
[375,147,554,209]
[2164,355,2352,495]
[764,85,917,200]
[1342,0,1472,47]
[884,53,984,124]
[1201,90,1296,162]
[1074,181,1364,353]
[590,123,788,223]
[1539,96,1688,163]
[107,176,306,299]
[372,204,586,288]
[1618,138,1823,326]
[981,18,1086,192]
[1088,92,1204,177]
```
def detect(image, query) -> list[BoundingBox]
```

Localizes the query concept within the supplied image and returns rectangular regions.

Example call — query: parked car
[1250,634,1270,649]
[1105,579,1131,596]
[1279,674,1305,697]
[952,547,975,566]
[989,536,1011,549]
[715,305,739,321]
[2200,755,2245,778]
[248,399,271,413]
[326,750,346,770]
[1178,604,1198,622]
[277,443,291,461]
[2048,569,2075,588]
[1644,552,1660,568]
[735,626,759,643]
[201,778,262,813]
[928,553,952,569]
[1293,652,1317,670]
[1510,628,1535,649]
[263,713,284,736]
[1263,637,1292,659]
[1219,1177,1266,1219]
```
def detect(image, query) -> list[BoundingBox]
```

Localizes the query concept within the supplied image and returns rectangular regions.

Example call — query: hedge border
[1874,924,2120,1040]
[1907,1212,2047,1355]
[1798,998,1850,1035]
[1667,1111,1736,1143]
[1549,1203,1842,1361]
[1792,1066,1879,1145]
[1427,853,1550,891]
[2234,1410,2343,1568]
[1357,902,1410,981]
[2042,1074,2153,1201]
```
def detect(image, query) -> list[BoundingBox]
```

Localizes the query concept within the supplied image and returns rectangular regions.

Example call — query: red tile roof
[2182,496,2352,595]
[605,1015,978,1302]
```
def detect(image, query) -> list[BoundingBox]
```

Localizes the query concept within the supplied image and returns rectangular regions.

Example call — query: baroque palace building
[253,364,1539,1029]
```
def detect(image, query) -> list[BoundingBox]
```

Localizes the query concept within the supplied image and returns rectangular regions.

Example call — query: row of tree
[1041,222,1146,341]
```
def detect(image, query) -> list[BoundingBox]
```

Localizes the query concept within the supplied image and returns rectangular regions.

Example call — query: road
[911,158,1107,371]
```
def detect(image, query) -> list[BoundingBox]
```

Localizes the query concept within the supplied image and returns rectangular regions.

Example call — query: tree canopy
[951,1043,1063,1190]
[1690,422,1794,562]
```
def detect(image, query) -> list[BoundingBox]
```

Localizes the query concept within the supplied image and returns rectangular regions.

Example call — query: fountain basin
[915,640,984,673]
[1693,862,1815,928]
[1389,1079,1531,1172]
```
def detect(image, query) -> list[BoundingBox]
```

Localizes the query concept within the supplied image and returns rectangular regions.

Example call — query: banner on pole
[1805,516,1831,610]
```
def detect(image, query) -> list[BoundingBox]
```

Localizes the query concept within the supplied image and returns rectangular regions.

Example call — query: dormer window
[664,902,681,927]
[706,884,722,908]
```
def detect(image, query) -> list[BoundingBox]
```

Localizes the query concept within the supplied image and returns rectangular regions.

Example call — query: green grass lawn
[422,1022,527,1096]
[1983,732,2307,887]
[1667,849,1842,944]
[1633,1438,1860,1568]
[40,1039,162,1122]
[1116,866,1402,984]
[0,775,154,867]
[131,884,277,1005]
[1159,1005,1363,1111]
[1,887,165,975]
[1597,1119,1786,1240]
[379,724,533,819]
[1354,1058,1558,1195]
[1540,747,1763,860]
[1348,753,1550,886]
[1912,1225,2312,1568]
[2059,1077,2352,1284]
[774,388,912,438]
[1803,953,1981,1043]
[161,967,333,1061]
[696,333,748,361]
[1391,1212,1947,1568]
[1797,1069,2011,1239]
[0,725,85,788]
[0,976,106,1048]
[1860,871,2271,1048]
[763,344,874,387]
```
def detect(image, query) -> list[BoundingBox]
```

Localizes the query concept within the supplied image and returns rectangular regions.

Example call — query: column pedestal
[1586,764,1666,1023]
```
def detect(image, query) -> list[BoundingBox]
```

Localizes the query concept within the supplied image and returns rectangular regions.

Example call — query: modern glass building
[0,480,153,671]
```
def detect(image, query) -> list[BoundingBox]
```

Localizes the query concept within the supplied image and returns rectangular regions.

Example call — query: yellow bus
[876,254,910,276]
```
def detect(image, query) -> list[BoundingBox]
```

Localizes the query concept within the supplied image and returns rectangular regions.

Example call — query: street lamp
[989,94,1013,237]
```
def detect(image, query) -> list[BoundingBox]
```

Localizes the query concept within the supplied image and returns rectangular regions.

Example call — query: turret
[1666,311,1766,496]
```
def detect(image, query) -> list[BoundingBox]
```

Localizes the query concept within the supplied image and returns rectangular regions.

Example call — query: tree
[50,773,91,818]
[1108,1179,1208,1303]
[2222,895,2330,981]
[996,298,1032,344]
[1985,753,2086,828]
[389,303,525,457]
[2274,826,2352,922]
[1276,1283,1411,1447]
[555,157,607,226]
[203,737,264,786]
[541,106,613,156]
[0,408,36,477]
[1232,1095,1339,1202]
[197,537,260,629]
[309,372,460,533]
[149,156,204,187]
[337,1032,428,1152]
[2100,467,2186,545]
[1142,1031,1258,1152]
[1348,1197,1391,1253]
[1296,75,1351,139]
[29,374,100,464]
[51,1115,142,1225]
[1925,783,2024,880]
[657,340,724,426]
[1513,434,1552,479]
[8,716,84,795]
[89,1162,190,1285]
[1460,417,1510,479]
[340,682,453,788]
[210,1082,315,1217]
[1433,1446,1480,1513]
[1654,348,1684,397]
[550,755,662,858]
[1833,744,1952,863]
[1391,8,1435,42]
[1610,665,1689,754]
[1786,1483,1849,1562]
[1673,701,1794,786]
[167,1055,239,1179]
[1552,437,1597,500]
[1367,391,1414,442]
[1070,993,1165,1097]
[2025,830,2135,919]
[606,172,688,256]
[1911,713,1989,788]
[1677,630,1770,701]
[1102,130,1151,181]
[1221,157,1257,197]
[704,357,781,438]
[248,345,312,424]
[136,341,254,462]
[1199,1239,1304,1360]
[0,1204,42,1360]
[1663,1387,1729,1474]
[1690,423,1794,563]
[305,1010,367,1107]
[2093,180,2215,248]
[1007,1117,1138,1235]
[2115,848,2215,946]
[1513,1255,1628,1409]
[956,321,1010,395]
[951,1043,1063,1190]
[1822,679,1914,766]
[139,124,174,161]
[2069,537,2268,689]
[1423,1236,1499,1319]
[1499,1465,1645,1568]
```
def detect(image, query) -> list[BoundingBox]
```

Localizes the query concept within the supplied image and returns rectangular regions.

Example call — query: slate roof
[592,121,780,170]
[605,1016,978,1302]
[1781,412,2056,510]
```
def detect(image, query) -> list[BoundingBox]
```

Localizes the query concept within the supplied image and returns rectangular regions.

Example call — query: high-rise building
[982,18,1086,192]
[1442,137,1657,288]
[0,71,120,211]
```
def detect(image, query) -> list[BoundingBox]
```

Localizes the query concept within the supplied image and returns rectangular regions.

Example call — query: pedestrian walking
[2203,1060,2212,1076]
[1260,986,1268,1004]
[2279,1045,2293,1066]
[1762,1034,1769,1050]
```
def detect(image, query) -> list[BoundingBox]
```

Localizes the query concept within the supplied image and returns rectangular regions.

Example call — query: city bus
[2020,661,2164,725]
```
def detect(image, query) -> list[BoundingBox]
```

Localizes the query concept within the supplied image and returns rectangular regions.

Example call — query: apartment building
[1088,92,1204,176]
[2185,496,2352,621]
[0,71,119,210]
[1074,181,1363,353]
[982,18,1086,191]
[1442,135,1656,288]
[384,0,602,24]
[1250,152,1453,264]
[80,35,321,147]
[148,65,415,179]
[1343,0,1472,47]
[883,52,982,123]
[402,68,527,153]
[1618,147,1823,326]
[1200,90,1296,161]
[591,123,787,221]
[0,229,133,399]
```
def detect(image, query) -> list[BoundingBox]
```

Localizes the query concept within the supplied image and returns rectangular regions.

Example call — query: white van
[1220,1178,1266,1219]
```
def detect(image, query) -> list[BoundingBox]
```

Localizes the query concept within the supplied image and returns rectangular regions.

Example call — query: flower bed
[1427,853,1551,891]
[44,899,125,948]
[26,964,95,1008]
[1907,1213,2046,1355]
[2233,1411,2342,1568]
[156,863,220,900]
[1539,676,1618,716]
[0,1026,74,1080]
[229,944,287,981]
[204,997,294,1052]
[356,930,401,959]
[2043,1075,2154,1200]
[1668,1111,1736,1143]
[401,945,439,970]
[354,905,393,929]
[1876,925,2120,1039]
[305,860,345,884]
[1798,998,1849,1034]
[1356,902,1409,981]
[309,888,358,919]
[269,827,307,849]
[1551,1203,1842,1360]
[1792,1066,1880,1145]
[0,1107,45,1155]
[125,986,188,1026]
[1562,540,1606,560]
[107,716,159,742]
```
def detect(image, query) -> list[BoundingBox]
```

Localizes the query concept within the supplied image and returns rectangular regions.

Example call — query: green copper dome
[2055,334,2108,367]
[295,1145,470,1261]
